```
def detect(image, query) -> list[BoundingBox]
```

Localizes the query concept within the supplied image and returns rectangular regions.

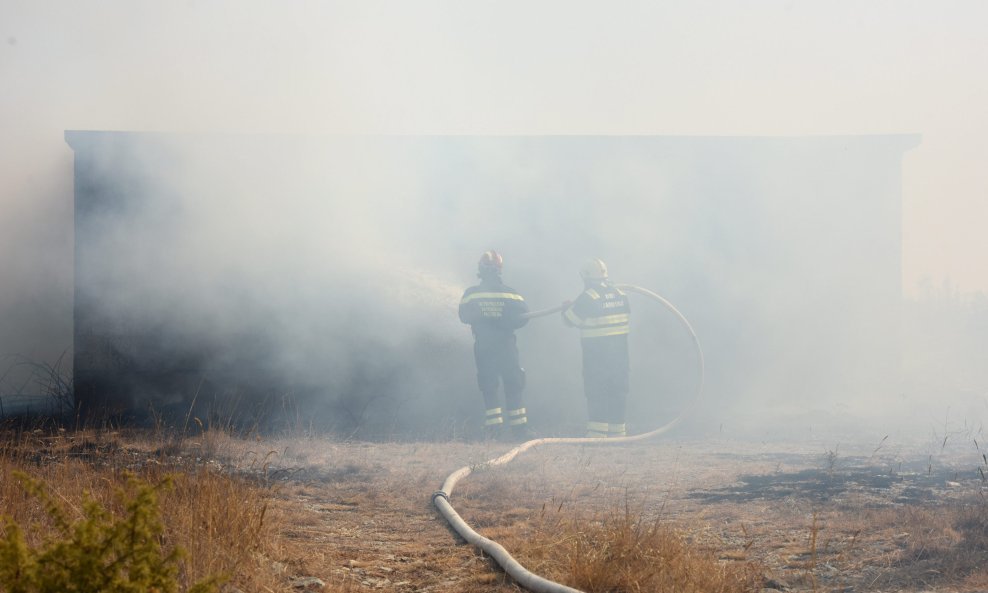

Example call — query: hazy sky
[1,0,986,297]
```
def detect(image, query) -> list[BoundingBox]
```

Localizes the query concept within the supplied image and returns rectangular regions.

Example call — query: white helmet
[580,258,608,281]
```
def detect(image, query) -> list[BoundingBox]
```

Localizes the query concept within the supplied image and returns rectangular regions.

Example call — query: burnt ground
[248,434,988,593]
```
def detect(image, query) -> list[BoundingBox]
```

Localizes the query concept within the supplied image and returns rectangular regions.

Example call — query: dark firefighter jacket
[458,278,529,339]
[562,283,630,339]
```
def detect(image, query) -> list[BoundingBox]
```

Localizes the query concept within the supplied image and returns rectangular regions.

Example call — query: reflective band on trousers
[587,421,609,433]
[507,407,527,425]
[460,292,525,304]
[609,423,627,436]
[485,408,504,426]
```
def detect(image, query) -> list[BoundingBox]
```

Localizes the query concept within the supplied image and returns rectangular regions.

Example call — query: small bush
[0,471,225,593]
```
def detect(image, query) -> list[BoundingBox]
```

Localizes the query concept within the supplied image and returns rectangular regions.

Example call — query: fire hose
[433,284,705,593]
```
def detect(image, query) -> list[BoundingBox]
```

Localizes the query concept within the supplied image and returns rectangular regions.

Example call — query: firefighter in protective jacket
[459,251,531,440]
[562,258,631,438]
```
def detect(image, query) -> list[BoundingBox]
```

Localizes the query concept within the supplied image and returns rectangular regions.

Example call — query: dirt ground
[247,431,988,593]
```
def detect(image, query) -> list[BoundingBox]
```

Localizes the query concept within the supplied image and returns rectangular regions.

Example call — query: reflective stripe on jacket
[459,279,529,337]
[562,283,630,339]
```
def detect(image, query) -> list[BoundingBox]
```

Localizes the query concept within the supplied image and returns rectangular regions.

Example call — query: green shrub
[0,471,225,593]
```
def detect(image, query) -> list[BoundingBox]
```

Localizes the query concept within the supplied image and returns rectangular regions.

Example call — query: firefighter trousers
[582,336,629,425]
[474,334,526,412]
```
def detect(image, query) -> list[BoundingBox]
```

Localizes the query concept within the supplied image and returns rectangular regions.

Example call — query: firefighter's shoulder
[499,285,525,300]
[460,285,482,303]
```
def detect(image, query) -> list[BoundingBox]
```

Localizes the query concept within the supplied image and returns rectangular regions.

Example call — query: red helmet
[478,250,504,275]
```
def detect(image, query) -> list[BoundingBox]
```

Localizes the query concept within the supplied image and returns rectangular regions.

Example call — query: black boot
[483,423,504,441]
[510,423,536,442]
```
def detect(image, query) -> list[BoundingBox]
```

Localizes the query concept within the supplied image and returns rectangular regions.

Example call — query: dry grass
[4,427,988,592]
[0,427,514,592]
[455,454,767,593]
[524,502,765,592]
[453,442,988,593]
[0,426,307,593]
[868,499,988,590]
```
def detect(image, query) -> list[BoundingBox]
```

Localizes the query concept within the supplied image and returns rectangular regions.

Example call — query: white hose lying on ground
[433,284,705,593]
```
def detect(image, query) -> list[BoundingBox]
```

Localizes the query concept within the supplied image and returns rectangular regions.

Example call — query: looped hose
[434,285,705,593]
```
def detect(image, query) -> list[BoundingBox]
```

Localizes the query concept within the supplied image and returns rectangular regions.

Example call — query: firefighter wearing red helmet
[562,258,631,438]
[459,250,532,440]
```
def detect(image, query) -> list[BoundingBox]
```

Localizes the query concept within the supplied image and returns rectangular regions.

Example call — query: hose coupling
[432,490,450,503]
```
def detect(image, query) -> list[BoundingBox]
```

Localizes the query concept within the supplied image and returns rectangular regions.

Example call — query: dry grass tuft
[513,500,765,593]
[894,500,988,585]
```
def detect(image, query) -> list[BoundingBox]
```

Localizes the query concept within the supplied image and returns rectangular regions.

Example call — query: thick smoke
[2,2,987,441]
[60,132,935,440]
